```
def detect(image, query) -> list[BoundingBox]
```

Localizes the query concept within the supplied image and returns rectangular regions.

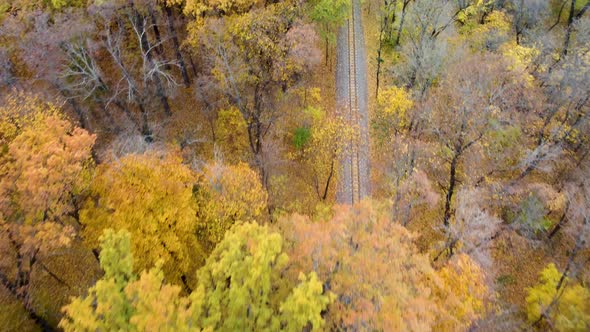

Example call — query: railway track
[347,7,362,204]
[336,0,368,205]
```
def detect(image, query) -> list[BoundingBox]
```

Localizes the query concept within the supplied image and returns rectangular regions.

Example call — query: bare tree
[393,169,439,226]
[394,0,413,46]
[511,0,548,44]
[531,171,590,328]
[434,188,502,268]
[3,9,95,128]
[423,54,524,226]
[102,16,154,139]
[0,48,15,87]
[128,3,177,117]
[516,22,590,184]
[163,5,191,87]
[398,0,452,95]
[562,0,590,55]
[87,0,182,141]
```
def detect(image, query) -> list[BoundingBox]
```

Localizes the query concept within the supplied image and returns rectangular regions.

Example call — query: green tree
[196,222,332,331]
[310,0,350,65]
[60,229,135,332]
[61,225,332,331]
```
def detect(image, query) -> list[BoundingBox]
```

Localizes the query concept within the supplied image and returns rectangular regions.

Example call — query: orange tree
[279,201,489,331]
[0,92,95,329]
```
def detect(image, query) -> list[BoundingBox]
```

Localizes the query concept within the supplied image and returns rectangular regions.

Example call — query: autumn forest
[1,0,590,331]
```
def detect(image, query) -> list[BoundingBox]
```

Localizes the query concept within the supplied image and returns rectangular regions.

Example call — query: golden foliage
[80,151,204,287]
[0,93,93,329]
[433,254,489,330]
[289,107,352,202]
[526,263,590,331]
[374,86,414,142]
[184,0,261,19]
[1,113,95,223]
[214,107,250,163]
[501,42,540,85]
[195,161,267,251]
[0,92,60,146]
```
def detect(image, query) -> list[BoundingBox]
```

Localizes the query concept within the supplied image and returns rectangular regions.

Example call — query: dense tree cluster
[60,225,332,331]
[0,0,589,330]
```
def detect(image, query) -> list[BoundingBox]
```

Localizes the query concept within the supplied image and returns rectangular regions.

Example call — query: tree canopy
[1,0,590,330]
[60,224,332,331]
[80,151,204,288]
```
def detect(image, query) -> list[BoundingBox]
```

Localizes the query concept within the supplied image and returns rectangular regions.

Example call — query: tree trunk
[395,1,409,46]
[563,0,577,56]
[443,151,459,226]
[325,36,329,66]
[322,159,335,201]
[188,54,199,77]
[376,13,385,98]
[165,6,191,87]
[384,0,397,42]
[96,100,121,133]
[515,0,524,45]
[63,91,87,129]
[137,101,153,142]
[548,201,570,239]
[113,100,138,131]
[556,232,583,290]
[52,81,88,129]
[155,75,172,116]
[148,7,165,60]
[533,230,585,327]
[376,48,381,98]
[0,262,55,331]
[133,7,172,116]
[402,201,413,226]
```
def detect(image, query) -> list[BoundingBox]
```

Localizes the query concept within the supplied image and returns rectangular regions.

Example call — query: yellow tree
[196,222,332,331]
[1,0,83,10]
[373,86,414,143]
[80,151,205,289]
[0,92,95,330]
[526,263,590,331]
[194,161,267,251]
[433,253,489,331]
[214,107,250,164]
[290,107,352,202]
[372,86,418,209]
[183,0,261,22]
